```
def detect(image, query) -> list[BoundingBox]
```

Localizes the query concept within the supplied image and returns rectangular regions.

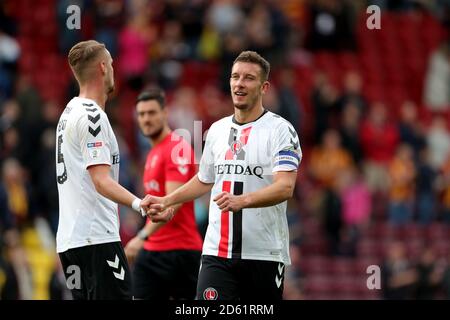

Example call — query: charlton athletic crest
[230,140,243,155]
[203,287,218,300]
[226,127,252,160]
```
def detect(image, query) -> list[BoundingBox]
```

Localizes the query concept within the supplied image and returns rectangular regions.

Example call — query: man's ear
[100,60,107,75]
[261,81,270,95]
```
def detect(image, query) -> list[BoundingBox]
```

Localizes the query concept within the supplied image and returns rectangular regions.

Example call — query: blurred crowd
[0,0,450,299]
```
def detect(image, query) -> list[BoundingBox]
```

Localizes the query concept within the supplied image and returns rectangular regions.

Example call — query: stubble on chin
[108,83,115,94]
[149,126,164,140]
[233,103,248,110]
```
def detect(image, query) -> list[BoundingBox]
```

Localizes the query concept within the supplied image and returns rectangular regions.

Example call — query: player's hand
[124,237,144,264]
[149,207,175,223]
[140,194,153,210]
[213,192,245,212]
[145,195,168,215]
[134,194,154,217]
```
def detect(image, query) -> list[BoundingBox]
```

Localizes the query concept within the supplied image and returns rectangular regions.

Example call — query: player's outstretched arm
[214,171,297,212]
[87,164,151,215]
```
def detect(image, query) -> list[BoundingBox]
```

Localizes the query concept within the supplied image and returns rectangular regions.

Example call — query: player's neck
[78,83,108,110]
[150,126,171,146]
[234,104,265,125]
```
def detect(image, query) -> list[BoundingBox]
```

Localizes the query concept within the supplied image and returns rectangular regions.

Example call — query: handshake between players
[140,195,174,223]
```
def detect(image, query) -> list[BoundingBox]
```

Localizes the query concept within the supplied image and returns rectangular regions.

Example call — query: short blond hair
[68,40,106,83]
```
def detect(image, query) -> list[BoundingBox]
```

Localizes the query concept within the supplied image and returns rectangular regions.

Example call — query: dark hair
[233,51,270,82]
[136,88,166,109]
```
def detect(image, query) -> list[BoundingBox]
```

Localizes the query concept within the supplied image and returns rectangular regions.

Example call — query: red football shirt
[142,132,203,251]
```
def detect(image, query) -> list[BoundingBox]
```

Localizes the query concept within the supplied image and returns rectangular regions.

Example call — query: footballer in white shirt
[147,51,301,300]
[56,40,161,300]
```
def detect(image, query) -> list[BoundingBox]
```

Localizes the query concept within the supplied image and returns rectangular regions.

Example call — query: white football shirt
[198,110,302,265]
[55,97,121,253]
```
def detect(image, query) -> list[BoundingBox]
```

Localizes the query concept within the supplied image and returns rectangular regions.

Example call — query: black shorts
[196,255,285,300]
[133,249,201,300]
[59,241,132,300]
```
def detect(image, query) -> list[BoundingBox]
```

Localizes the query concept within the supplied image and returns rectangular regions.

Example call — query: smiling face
[230,62,269,110]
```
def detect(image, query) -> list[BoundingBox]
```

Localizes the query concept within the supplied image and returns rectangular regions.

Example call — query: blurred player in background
[55,40,157,300]
[147,51,302,300]
[125,88,203,299]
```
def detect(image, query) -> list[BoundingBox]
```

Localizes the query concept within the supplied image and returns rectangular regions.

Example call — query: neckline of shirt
[74,97,101,108]
[232,108,268,126]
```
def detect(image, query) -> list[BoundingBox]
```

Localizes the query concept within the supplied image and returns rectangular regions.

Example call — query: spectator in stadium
[33,101,61,234]
[306,0,356,51]
[440,155,450,223]
[415,147,438,224]
[207,0,244,36]
[423,41,450,111]
[0,242,19,299]
[338,102,363,165]
[309,129,354,188]
[197,85,229,131]
[13,76,45,172]
[15,76,43,126]
[1,158,36,228]
[0,99,20,161]
[0,125,20,163]
[118,2,154,91]
[381,241,418,300]
[146,51,301,300]
[197,19,221,61]
[55,40,155,300]
[338,167,371,257]
[397,101,426,159]
[167,86,200,139]
[426,115,450,170]
[1,228,32,299]
[0,175,14,232]
[336,71,367,115]
[277,66,303,135]
[387,144,416,225]
[245,3,275,57]
[414,247,445,299]
[0,29,20,102]
[442,252,450,299]
[360,102,399,193]
[124,88,203,300]
[35,125,59,234]
[172,0,207,60]
[153,21,188,90]
[311,72,339,144]
[308,130,353,255]
[93,0,125,58]
[322,179,342,256]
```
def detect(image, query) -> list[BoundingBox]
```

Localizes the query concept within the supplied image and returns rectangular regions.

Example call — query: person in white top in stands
[55,40,166,300]
[147,51,302,300]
